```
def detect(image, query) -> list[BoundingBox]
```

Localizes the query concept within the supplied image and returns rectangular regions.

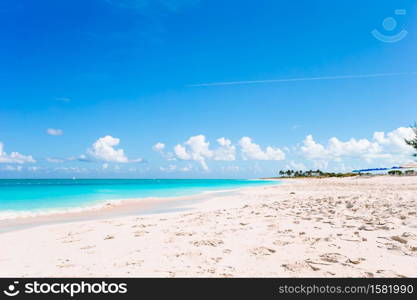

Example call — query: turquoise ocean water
[0,179,278,217]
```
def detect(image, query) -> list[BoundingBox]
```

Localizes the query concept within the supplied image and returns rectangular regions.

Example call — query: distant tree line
[388,170,415,176]
[277,169,356,178]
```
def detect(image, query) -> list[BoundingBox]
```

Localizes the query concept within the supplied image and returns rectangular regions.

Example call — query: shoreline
[1,176,416,277]
[0,182,281,233]
[0,179,281,221]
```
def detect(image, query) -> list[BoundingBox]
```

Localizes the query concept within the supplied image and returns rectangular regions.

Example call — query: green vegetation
[277,169,357,178]
[388,170,403,176]
[388,170,415,176]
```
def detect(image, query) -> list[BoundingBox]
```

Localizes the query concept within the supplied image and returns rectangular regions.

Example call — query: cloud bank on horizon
[151,127,415,173]
[2,126,414,176]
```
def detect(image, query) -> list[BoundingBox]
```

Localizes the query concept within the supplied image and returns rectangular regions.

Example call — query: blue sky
[0,0,417,178]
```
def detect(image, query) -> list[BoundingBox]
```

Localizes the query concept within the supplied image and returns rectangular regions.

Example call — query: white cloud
[239,137,285,161]
[171,135,237,171]
[329,137,382,160]
[0,142,36,164]
[373,127,415,155]
[300,127,416,167]
[300,135,328,160]
[159,135,284,171]
[152,142,165,152]
[301,135,382,161]
[47,128,64,136]
[174,135,212,171]
[87,135,142,163]
[102,163,109,170]
[174,144,191,160]
[88,136,128,162]
[153,142,176,160]
[213,138,236,161]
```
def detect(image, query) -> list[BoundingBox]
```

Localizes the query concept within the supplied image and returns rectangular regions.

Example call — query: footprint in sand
[282,261,316,272]
[363,272,374,278]
[376,270,406,278]
[175,232,195,237]
[174,250,202,258]
[391,235,408,244]
[347,258,366,265]
[192,239,224,247]
[319,253,348,263]
[57,259,75,269]
[250,246,276,256]
[210,257,223,263]
[273,240,291,246]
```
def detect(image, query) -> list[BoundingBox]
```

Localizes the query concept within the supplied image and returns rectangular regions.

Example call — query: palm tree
[405,124,417,157]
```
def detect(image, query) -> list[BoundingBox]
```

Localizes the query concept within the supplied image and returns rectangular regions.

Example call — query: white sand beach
[0,176,416,277]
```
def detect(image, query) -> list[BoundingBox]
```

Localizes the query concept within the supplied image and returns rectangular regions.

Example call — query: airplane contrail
[187,71,417,87]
